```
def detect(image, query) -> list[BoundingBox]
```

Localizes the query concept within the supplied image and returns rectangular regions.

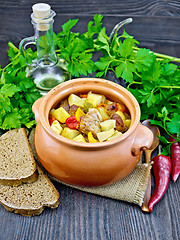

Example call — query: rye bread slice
[0,165,59,216]
[0,128,37,186]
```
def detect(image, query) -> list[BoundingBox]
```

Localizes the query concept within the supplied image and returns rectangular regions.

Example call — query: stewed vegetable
[49,92,131,143]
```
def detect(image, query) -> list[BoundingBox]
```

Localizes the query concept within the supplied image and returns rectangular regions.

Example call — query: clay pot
[32,78,153,186]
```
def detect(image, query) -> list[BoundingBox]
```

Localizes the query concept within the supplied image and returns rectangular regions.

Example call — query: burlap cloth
[29,129,151,207]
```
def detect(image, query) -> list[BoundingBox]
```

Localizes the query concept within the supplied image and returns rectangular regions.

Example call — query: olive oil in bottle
[19,3,71,95]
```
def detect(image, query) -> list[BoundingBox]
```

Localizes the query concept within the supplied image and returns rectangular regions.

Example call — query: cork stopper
[32,3,51,19]
[32,3,53,31]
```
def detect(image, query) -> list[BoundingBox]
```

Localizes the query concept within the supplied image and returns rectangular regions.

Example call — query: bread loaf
[0,165,59,216]
[0,128,37,186]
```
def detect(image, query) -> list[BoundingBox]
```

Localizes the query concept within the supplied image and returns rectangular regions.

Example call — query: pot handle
[32,97,44,123]
[131,123,153,156]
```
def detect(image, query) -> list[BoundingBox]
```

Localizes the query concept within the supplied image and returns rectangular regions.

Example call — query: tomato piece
[66,116,79,129]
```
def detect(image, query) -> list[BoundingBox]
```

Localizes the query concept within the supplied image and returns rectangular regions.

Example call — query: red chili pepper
[148,155,171,212]
[169,135,180,182]
[66,116,79,129]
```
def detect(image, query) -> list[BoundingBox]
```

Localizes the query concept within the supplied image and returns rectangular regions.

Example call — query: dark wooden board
[0,1,180,240]
[0,0,180,16]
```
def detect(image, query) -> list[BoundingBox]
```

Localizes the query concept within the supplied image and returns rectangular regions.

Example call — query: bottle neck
[31,11,57,68]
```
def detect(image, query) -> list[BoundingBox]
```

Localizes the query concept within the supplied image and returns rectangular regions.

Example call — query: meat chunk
[59,99,69,112]
[79,108,102,137]
[69,104,79,116]
[111,113,127,132]
[105,102,117,116]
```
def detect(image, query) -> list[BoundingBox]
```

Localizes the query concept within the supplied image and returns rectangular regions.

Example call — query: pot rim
[38,78,141,149]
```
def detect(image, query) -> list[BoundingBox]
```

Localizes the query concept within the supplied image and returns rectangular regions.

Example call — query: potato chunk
[100,119,116,131]
[97,107,109,121]
[68,94,84,107]
[97,128,115,142]
[73,134,86,143]
[51,107,70,123]
[86,92,104,107]
[51,120,62,135]
[124,119,131,128]
[61,127,79,140]
[107,130,122,141]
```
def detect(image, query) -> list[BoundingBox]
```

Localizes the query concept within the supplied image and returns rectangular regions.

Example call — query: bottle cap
[32,3,51,19]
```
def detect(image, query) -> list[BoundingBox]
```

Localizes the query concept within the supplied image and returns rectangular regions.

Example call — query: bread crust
[1,199,59,217]
[0,171,38,186]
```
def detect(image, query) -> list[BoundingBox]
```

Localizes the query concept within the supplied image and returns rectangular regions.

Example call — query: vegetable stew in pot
[49,92,131,143]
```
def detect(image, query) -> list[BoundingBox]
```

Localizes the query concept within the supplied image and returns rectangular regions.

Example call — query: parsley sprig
[0,15,179,157]
[0,42,41,130]
[92,21,179,155]
[54,15,104,77]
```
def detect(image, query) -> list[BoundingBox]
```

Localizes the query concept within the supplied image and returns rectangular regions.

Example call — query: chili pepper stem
[158,144,162,155]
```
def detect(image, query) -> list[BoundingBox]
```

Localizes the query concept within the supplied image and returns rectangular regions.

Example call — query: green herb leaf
[62,19,79,33]
[115,61,135,82]
[0,94,12,113]
[1,109,22,130]
[158,136,169,144]
[119,30,134,39]
[134,48,155,72]
[149,119,164,128]
[161,144,171,156]
[0,84,20,97]
[8,42,19,59]
[167,113,180,135]
[118,38,134,58]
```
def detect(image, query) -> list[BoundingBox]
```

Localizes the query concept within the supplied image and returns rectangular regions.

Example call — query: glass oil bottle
[19,3,71,95]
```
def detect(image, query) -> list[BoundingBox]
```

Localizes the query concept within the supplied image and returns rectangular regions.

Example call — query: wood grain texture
[0,15,179,61]
[0,181,180,240]
[0,0,180,16]
[0,1,180,240]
